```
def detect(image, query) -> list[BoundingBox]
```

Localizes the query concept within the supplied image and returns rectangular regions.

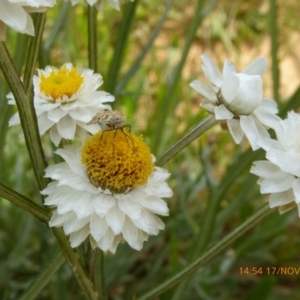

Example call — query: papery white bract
[69,0,134,10]
[190,55,280,150]
[0,0,56,41]
[251,111,300,215]
[41,131,172,253]
[8,63,114,146]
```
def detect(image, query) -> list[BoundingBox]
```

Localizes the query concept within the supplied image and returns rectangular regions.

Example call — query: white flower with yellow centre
[0,0,56,41]
[190,55,280,150]
[8,63,114,146]
[68,0,134,11]
[250,111,300,215]
[42,129,173,253]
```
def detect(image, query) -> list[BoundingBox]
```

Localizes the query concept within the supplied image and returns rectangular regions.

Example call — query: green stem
[19,252,65,300]
[42,2,70,66]
[87,5,98,72]
[23,13,47,95]
[138,204,275,300]
[106,0,139,94]
[156,116,218,167]
[89,249,107,299]
[52,228,100,300]
[0,182,49,223]
[269,0,280,101]
[115,0,173,94]
[152,0,217,153]
[0,43,48,192]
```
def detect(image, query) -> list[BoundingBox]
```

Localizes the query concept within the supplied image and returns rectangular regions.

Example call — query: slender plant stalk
[42,2,70,66]
[0,182,49,223]
[89,249,107,300]
[269,0,280,102]
[138,205,275,300]
[52,228,100,300]
[88,6,98,72]
[19,252,65,300]
[23,13,47,95]
[106,0,139,93]
[115,0,173,94]
[156,116,218,167]
[0,42,48,191]
[191,149,263,258]
[152,0,217,153]
[87,7,105,298]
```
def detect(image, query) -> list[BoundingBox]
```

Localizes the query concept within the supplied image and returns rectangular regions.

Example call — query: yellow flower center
[39,66,84,101]
[81,129,154,194]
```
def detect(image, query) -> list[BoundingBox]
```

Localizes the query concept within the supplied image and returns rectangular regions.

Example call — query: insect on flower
[87,110,134,151]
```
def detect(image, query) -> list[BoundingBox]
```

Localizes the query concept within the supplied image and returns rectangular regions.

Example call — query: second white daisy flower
[8,63,114,146]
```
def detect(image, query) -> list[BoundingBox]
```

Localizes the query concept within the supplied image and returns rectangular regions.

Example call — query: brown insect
[87,110,134,150]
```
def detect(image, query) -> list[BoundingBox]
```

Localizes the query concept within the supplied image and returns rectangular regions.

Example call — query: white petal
[266,148,300,177]
[201,55,223,90]
[222,59,236,78]
[190,80,217,103]
[269,189,295,208]
[292,178,300,203]
[57,115,77,139]
[105,205,125,235]
[49,211,74,227]
[73,194,95,219]
[94,194,116,216]
[49,126,62,146]
[0,1,34,35]
[221,74,240,104]
[139,195,169,216]
[63,216,90,235]
[68,107,95,122]
[253,104,280,129]
[242,57,267,76]
[227,119,243,144]
[97,228,115,252]
[240,115,268,150]
[257,137,284,152]
[259,174,294,193]
[122,218,144,251]
[38,113,54,134]
[90,214,108,241]
[117,196,142,219]
[131,209,165,235]
[8,112,20,126]
[227,74,263,115]
[259,99,279,114]
[250,161,284,178]
[47,107,68,122]
[201,100,215,114]
[69,226,90,247]
[214,104,234,120]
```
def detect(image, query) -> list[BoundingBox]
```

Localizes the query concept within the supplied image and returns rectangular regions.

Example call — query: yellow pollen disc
[81,129,154,194]
[39,66,84,101]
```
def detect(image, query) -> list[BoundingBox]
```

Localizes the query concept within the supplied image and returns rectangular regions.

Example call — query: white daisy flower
[8,63,114,146]
[0,0,56,41]
[250,111,300,215]
[68,0,134,11]
[42,129,173,253]
[190,55,281,150]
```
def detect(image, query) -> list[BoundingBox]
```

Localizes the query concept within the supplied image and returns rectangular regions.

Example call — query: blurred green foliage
[1,0,300,299]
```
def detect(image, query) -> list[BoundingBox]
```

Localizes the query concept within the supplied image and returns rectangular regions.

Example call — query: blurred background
[1,0,300,299]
